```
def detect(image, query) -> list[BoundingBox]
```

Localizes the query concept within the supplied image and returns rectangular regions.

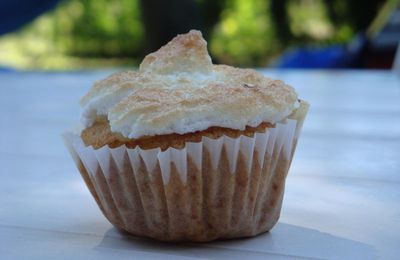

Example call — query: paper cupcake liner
[63,116,304,242]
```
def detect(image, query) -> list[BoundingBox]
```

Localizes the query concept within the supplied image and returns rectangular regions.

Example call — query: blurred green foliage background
[0,0,383,70]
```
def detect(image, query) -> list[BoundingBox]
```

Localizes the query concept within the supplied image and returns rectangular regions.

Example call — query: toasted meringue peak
[81,30,299,138]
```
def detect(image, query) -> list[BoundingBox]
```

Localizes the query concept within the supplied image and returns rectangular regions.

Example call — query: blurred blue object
[0,0,61,36]
[0,66,15,72]
[276,46,347,68]
[276,34,367,69]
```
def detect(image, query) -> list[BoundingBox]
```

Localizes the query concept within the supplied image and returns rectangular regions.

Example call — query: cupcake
[63,30,309,242]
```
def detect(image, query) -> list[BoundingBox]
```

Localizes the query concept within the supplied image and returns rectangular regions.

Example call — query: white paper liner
[63,117,304,242]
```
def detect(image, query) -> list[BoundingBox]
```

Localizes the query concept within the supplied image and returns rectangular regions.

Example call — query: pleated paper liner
[63,105,307,242]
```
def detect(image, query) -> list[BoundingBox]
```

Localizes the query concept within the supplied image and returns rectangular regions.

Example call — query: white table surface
[0,69,399,259]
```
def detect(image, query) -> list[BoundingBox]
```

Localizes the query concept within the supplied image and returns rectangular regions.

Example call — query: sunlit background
[0,0,398,70]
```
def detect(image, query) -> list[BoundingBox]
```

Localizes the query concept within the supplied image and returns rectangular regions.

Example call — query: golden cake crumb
[81,121,273,151]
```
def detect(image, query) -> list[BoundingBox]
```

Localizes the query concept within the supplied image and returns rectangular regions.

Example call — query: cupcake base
[63,102,308,242]
[75,147,286,241]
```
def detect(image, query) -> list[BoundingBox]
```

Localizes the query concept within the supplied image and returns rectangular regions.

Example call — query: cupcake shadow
[95,223,376,259]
